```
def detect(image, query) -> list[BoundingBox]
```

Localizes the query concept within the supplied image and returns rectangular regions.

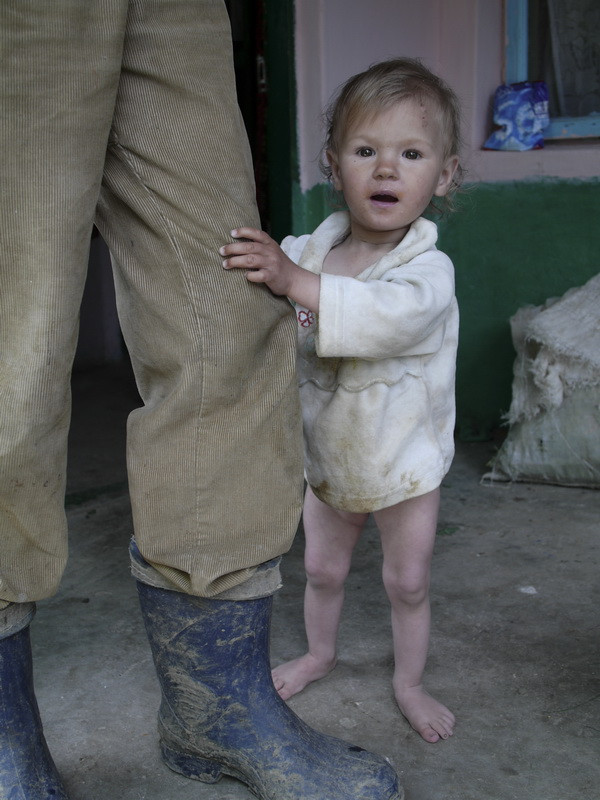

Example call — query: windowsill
[466,140,600,183]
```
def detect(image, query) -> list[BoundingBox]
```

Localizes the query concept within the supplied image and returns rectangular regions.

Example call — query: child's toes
[433,714,455,740]
[271,670,284,692]
[420,724,441,743]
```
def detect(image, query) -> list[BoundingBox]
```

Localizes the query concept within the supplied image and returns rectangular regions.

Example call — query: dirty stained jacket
[281,210,458,513]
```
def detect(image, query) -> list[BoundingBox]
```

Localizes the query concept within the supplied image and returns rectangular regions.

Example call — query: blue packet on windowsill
[484,81,549,151]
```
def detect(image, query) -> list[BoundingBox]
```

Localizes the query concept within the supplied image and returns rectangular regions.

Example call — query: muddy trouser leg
[1,2,134,796]
[0,0,301,638]
[98,0,304,598]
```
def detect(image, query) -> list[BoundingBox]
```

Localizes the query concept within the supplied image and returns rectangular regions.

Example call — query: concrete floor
[30,363,600,800]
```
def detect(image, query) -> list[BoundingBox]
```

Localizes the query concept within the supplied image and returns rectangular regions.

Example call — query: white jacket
[282,211,458,512]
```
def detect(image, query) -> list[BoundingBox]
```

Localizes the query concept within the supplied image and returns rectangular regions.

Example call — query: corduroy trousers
[0,0,303,612]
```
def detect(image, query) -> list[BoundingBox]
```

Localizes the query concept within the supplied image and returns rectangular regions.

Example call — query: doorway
[226,0,295,238]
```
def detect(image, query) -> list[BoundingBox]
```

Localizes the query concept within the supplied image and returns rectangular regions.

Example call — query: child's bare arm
[220,227,320,312]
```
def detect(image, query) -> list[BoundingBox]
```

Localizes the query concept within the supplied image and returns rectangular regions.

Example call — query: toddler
[220,57,462,744]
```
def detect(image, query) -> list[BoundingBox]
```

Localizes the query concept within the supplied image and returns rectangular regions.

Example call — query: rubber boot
[136,578,403,800]
[0,625,70,799]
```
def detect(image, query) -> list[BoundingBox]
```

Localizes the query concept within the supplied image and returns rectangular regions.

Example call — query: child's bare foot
[394,682,455,743]
[271,654,337,700]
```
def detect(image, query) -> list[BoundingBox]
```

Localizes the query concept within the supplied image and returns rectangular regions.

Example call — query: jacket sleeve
[316,251,455,359]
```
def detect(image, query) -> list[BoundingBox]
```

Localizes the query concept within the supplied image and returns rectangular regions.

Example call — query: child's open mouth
[371,193,398,205]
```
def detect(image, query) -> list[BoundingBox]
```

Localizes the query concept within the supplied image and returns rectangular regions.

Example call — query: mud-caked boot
[0,604,70,800]
[135,575,403,800]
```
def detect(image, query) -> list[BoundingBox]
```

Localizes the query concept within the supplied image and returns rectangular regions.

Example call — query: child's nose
[374,156,398,179]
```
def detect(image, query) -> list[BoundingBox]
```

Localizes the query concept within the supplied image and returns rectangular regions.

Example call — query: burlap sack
[484,273,600,488]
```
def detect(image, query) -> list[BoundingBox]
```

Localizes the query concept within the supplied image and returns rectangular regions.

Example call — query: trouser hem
[0,601,36,639]
[129,538,282,600]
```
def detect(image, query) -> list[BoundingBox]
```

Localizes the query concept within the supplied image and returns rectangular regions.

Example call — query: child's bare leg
[375,489,455,743]
[272,486,367,700]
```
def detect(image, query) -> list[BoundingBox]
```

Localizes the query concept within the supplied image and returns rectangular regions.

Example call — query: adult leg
[101,2,403,796]
[97,0,303,596]
[1,2,130,795]
[0,0,127,604]
[273,486,368,700]
[375,489,455,743]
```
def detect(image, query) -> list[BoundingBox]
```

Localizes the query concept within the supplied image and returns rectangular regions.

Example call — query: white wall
[294,0,599,190]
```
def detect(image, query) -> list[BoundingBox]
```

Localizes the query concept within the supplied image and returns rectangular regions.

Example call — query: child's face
[327,97,458,245]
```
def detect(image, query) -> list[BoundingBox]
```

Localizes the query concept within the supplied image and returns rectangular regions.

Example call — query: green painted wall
[441,180,600,440]
[291,178,600,441]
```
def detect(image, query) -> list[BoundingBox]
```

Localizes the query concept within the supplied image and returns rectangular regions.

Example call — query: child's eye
[403,149,421,160]
[356,147,375,157]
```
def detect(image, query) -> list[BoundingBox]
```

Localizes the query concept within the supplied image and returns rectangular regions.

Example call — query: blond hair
[322,57,464,212]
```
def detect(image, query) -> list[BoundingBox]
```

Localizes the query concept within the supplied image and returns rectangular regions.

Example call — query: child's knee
[382,565,429,607]
[305,553,349,589]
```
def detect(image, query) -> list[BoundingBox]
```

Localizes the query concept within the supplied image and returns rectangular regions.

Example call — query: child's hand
[220,228,296,296]
[220,227,320,311]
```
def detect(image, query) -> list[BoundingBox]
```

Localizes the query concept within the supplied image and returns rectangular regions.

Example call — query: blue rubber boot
[136,578,403,800]
[0,624,70,799]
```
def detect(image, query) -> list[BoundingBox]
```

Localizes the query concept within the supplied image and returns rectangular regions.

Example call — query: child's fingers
[221,248,274,275]
[221,253,245,270]
[221,248,265,270]
[244,268,268,284]
[220,241,250,259]
[222,258,269,284]
[219,228,279,277]
[219,244,257,271]
[220,237,268,260]
[230,226,270,243]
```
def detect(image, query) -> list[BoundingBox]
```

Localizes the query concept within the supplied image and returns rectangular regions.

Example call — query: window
[505,0,600,139]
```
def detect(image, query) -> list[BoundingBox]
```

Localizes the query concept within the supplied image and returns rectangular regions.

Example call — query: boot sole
[160,738,404,800]
[161,740,263,796]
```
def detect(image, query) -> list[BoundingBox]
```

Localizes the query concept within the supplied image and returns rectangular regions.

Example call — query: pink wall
[294,0,599,190]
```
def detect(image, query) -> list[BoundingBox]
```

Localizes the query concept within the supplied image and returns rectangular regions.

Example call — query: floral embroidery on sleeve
[297,309,315,328]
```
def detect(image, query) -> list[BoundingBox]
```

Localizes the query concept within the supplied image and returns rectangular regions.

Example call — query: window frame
[505,0,600,139]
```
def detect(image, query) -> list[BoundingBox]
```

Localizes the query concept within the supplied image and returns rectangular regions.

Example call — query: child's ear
[326,149,343,191]
[434,155,459,197]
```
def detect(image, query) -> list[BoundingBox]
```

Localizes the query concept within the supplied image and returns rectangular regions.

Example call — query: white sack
[484,272,600,488]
